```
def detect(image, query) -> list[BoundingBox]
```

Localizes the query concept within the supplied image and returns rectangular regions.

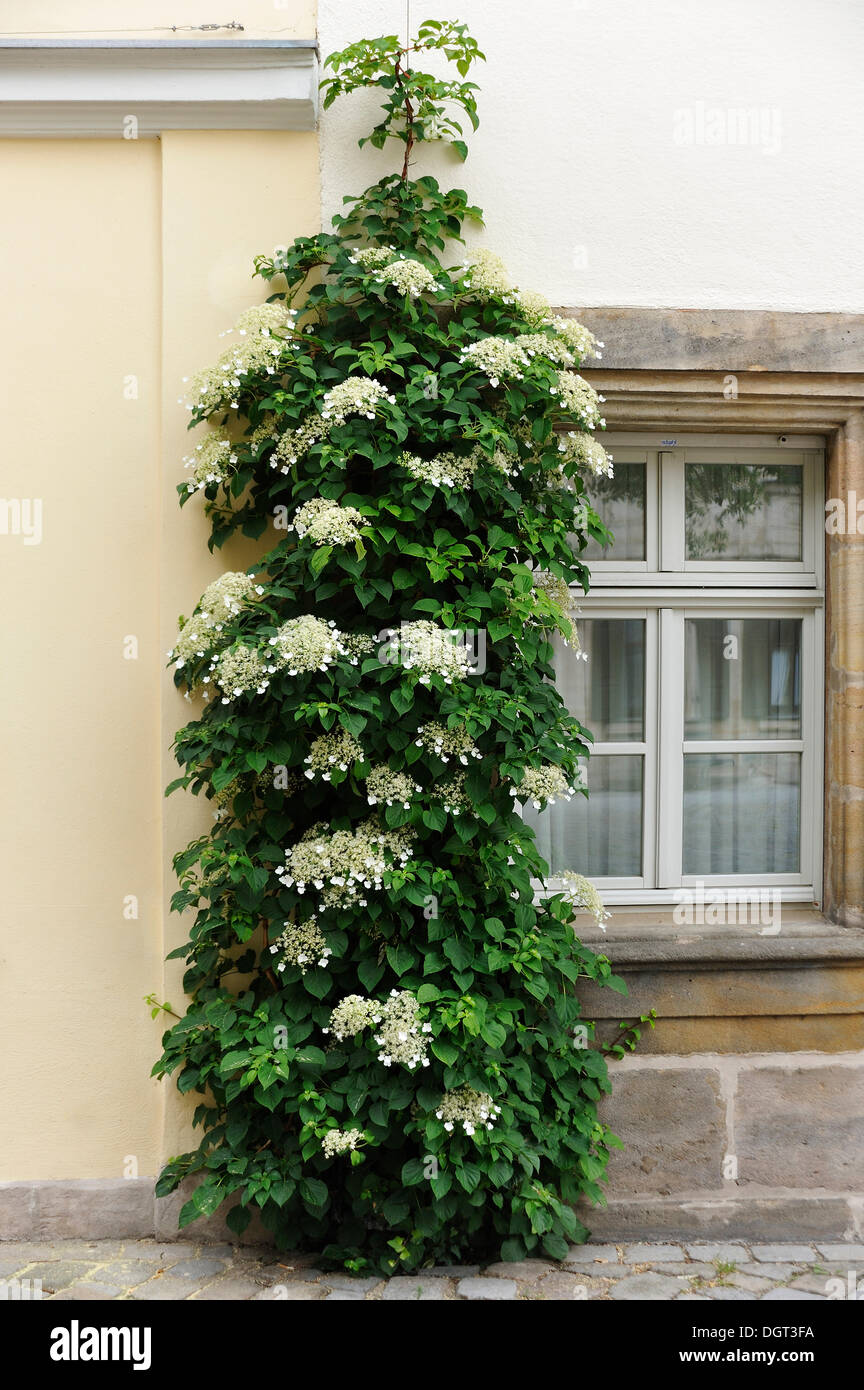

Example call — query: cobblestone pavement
[2,1239,862,1300]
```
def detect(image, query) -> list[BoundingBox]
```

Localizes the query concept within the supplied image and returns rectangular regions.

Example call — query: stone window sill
[573,906,864,969]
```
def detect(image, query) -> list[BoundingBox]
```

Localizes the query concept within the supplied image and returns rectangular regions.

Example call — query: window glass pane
[526,755,643,877]
[583,463,646,561]
[683,753,800,873]
[685,463,803,561]
[685,619,801,739]
[558,620,645,742]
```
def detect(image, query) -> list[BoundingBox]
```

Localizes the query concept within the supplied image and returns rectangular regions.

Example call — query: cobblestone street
[2,1239,861,1301]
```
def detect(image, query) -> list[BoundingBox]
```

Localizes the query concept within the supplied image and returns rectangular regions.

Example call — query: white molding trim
[0,40,319,136]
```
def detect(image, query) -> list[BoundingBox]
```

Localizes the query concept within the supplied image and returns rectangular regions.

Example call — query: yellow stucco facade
[0,1,318,1181]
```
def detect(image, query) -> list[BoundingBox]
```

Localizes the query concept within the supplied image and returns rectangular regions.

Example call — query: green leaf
[219,1051,251,1075]
[310,545,333,575]
[300,1177,328,1208]
[416,983,442,1003]
[431,1038,458,1066]
[303,968,332,1000]
[226,1204,252,1235]
[192,1184,223,1217]
[443,936,472,972]
[358,957,385,992]
[541,1231,570,1261]
[500,1237,526,1262]
[385,942,414,977]
[401,1157,427,1186]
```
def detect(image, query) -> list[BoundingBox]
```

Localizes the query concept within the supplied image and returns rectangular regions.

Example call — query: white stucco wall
[319,0,864,312]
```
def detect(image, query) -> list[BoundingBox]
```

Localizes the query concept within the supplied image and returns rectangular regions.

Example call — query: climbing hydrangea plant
[153,17,627,1275]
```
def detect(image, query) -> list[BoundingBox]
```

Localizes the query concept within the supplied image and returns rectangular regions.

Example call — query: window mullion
[659,449,685,571]
[656,607,684,886]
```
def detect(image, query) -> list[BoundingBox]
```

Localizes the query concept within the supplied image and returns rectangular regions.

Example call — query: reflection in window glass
[526,755,643,877]
[583,463,646,561]
[685,463,802,561]
[685,619,801,739]
[683,753,800,874]
[558,621,645,741]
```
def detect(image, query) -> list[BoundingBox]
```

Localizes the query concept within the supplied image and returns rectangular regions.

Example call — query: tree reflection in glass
[685,463,802,561]
[582,463,646,561]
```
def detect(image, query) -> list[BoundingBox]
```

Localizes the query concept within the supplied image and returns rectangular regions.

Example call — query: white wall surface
[319,0,864,312]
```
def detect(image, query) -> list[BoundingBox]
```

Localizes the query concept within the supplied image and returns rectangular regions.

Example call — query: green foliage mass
[153,18,625,1276]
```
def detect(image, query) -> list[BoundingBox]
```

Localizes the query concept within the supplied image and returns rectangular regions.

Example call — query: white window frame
[535,432,825,907]
[588,432,824,588]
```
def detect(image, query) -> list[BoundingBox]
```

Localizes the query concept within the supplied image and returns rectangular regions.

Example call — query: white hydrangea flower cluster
[256,766,300,798]
[552,372,605,428]
[548,316,603,362]
[272,415,327,473]
[400,449,478,489]
[270,376,394,475]
[268,917,332,974]
[268,615,344,675]
[304,731,365,780]
[210,777,243,817]
[277,818,415,908]
[341,632,378,665]
[201,572,263,624]
[211,644,271,703]
[514,288,553,327]
[321,376,395,425]
[530,571,583,650]
[436,1086,502,1137]
[289,496,363,546]
[386,620,477,683]
[510,764,577,808]
[365,764,421,808]
[490,444,522,479]
[434,772,470,816]
[557,870,611,930]
[182,305,295,415]
[415,722,482,765]
[170,616,219,669]
[457,248,512,299]
[247,414,279,452]
[373,990,432,1070]
[515,333,576,367]
[531,570,573,611]
[231,303,296,337]
[557,431,614,478]
[459,336,530,388]
[322,1127,364,1158]
[374,257,440,299]
[184,428,237,493]
[348,245,396,271]
[169,573,263,671]
[400,445,517,489]
[325,994,381,1040]
[323,990,431,1070]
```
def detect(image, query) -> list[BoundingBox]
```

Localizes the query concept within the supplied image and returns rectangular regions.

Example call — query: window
[528,434,825,903]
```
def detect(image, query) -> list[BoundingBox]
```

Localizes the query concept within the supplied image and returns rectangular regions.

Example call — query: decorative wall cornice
[0,40,319,136]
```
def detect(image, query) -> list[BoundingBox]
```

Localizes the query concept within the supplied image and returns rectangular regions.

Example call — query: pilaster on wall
[158,129,319,1167]
[825,411,864,927]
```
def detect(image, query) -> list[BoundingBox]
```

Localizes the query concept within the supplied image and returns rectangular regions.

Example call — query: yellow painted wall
[0,139,164,1179]
[4,1,315,41]
[0,9,319,1181]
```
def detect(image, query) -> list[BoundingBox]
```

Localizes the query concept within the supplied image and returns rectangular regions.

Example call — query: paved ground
[2,1239,862,1300]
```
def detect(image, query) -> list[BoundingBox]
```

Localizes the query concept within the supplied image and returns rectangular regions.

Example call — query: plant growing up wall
[153,17,626,1275]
